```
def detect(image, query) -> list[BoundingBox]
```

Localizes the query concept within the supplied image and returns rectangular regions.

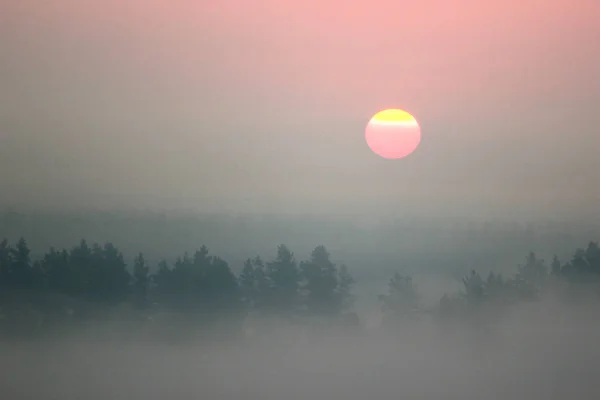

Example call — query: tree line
[0,237,599,337]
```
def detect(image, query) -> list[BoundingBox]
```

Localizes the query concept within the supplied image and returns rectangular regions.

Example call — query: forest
[1,234,599,339]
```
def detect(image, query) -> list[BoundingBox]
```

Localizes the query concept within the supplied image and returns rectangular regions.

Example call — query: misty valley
[3,0,599,397]
[1,211,600,399]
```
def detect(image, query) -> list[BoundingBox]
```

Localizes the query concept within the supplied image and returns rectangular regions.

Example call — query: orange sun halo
[365,109,421,159]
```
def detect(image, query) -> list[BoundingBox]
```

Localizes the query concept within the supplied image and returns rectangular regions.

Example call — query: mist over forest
[2,0,600,398]
[3,209,599,304]
[3,209,599,269]
[2,209,600,398]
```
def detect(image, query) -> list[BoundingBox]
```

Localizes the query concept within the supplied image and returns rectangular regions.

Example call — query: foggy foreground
[2,298,600,400]
[2,216,600,399]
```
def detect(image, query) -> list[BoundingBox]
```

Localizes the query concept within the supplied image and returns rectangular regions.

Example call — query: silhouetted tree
[463,270,484,303]
[265,245,299,315]
[152,246,240,318]
[133,252,149,309]
[251,256,269,309]
[551,255,562,276]
[559,242,600,297]
[239,258,257,308]
[379,272,419,327]
[202,253,240,316]
[152,260,173,305]
[300,246,339,316]
[86,242,131,304]
[0,239,11,288]
[9,238,33,288]
[43,247,72,295]
[239,256,269,311]
[513,252,547,299]
[68,239,93,298]
[3,233,600,338]
[571,242,600,276]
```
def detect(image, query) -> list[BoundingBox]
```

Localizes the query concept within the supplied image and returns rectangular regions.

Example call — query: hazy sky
[1,0,599,218]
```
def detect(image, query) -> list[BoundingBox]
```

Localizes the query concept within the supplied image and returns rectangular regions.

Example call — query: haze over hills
[2,208,598,274]
[2,1,600,398]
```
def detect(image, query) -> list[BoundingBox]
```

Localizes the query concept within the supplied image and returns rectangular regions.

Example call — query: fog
[1,210,600,398]
[2,296,600,400]
[2,0,600,398]
[1,213,600,399]
[2,209,599,279]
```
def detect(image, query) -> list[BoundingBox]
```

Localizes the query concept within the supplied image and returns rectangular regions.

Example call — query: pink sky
[1,0,599,218]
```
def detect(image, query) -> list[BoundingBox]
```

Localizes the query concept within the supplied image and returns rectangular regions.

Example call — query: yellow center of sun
[369,109,418,126]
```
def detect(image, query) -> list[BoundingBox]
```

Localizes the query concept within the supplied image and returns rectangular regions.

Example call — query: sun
[369,109,417,126]
[365,108,421,159]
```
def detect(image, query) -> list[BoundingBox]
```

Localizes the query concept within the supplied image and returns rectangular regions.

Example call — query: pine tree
[265,245,299,315]
[514,252,547,299]
[10,237,32,288]
[551,255,562,275]
[300,245,339,316]
[0,239,11,288]
[239,258,256,308]
[133,252,149,309]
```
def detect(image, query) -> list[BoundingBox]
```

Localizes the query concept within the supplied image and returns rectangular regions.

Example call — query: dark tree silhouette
[152,260,173,305]
[0,233,599,339]
[42,247,72,294]
[68,239,93,298]
[513,252,547,299]
[239,258,256,308]
[151,246,240,318]
[87,243,131,304]
[201,252,240,316]
[462,270,485,303]
[551,255,562,276]
[557,242,600,298]
[239,256,268,311]
[300,245,339,316]
[251,256,269,309]
[0,239,11,288]
[9,238,34,288]
[265,245,300,315]
[133,252,149,309]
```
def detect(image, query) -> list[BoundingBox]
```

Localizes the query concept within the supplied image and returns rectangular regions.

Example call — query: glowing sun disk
[365,108,421,159]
